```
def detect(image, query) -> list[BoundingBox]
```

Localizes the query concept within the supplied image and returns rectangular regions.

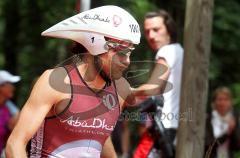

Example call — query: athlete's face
[98,39,134,80]
[144,16,170,52]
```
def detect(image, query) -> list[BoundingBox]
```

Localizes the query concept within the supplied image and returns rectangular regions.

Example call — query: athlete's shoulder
[114,77,135,107]
[114,77,132,100]
[39,66,70,85]
[115,77,131,89]
[31,67,70,102]
[38,67,66,81]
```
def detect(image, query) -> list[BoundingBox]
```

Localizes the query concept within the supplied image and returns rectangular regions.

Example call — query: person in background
[205,87,240,158]
[0,70,20,155]
[133,10,184,158]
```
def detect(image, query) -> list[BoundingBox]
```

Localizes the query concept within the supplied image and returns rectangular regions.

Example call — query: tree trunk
[175,0,214,158]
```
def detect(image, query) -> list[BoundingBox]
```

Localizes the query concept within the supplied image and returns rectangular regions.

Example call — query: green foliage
[231,83,240,108]
[0,0,77,105]
[210,0,240,108]
[0,0,239,111]
[234,151,240,158]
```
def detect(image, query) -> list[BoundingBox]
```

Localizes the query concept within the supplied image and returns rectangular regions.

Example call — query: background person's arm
[6,100,19,115]
[6,100,20,130]
[7,114,19,131]
[131,58,170,97]
[5,70,61,158]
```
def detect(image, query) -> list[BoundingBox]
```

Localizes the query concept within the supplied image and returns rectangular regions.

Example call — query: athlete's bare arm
[131,58,170,97]
[6,68,68,158]
[100,137,117,158]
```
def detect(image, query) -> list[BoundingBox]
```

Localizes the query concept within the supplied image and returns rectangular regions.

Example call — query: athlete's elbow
[6,135,27,158]
[5,138,15,158]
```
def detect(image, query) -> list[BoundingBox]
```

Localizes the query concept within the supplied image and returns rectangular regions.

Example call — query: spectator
[133,9,184,158]
[0,70,20,155]
[205,87,240,158]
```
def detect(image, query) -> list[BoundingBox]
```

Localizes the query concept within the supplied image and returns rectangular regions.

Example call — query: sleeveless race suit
[29,64,120,158]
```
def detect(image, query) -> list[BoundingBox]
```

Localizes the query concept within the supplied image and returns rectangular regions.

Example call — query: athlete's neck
[78,54,106,91]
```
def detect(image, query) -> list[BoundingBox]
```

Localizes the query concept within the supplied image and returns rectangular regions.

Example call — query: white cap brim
[0,70,21,85]
[8,76,21,83]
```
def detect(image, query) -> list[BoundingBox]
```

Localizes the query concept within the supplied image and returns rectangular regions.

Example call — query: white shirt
[211,110,232,158]
[155,43,184,129]
[211,110,232,139]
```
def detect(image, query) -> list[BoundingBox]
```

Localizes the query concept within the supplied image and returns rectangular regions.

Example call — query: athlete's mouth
[118,65,128,72]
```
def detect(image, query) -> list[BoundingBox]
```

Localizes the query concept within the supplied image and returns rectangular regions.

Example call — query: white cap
[0,70,21,85]
[41,5,141,55]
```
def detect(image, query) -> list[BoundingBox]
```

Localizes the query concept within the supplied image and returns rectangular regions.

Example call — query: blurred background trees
[1,0,239,108]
